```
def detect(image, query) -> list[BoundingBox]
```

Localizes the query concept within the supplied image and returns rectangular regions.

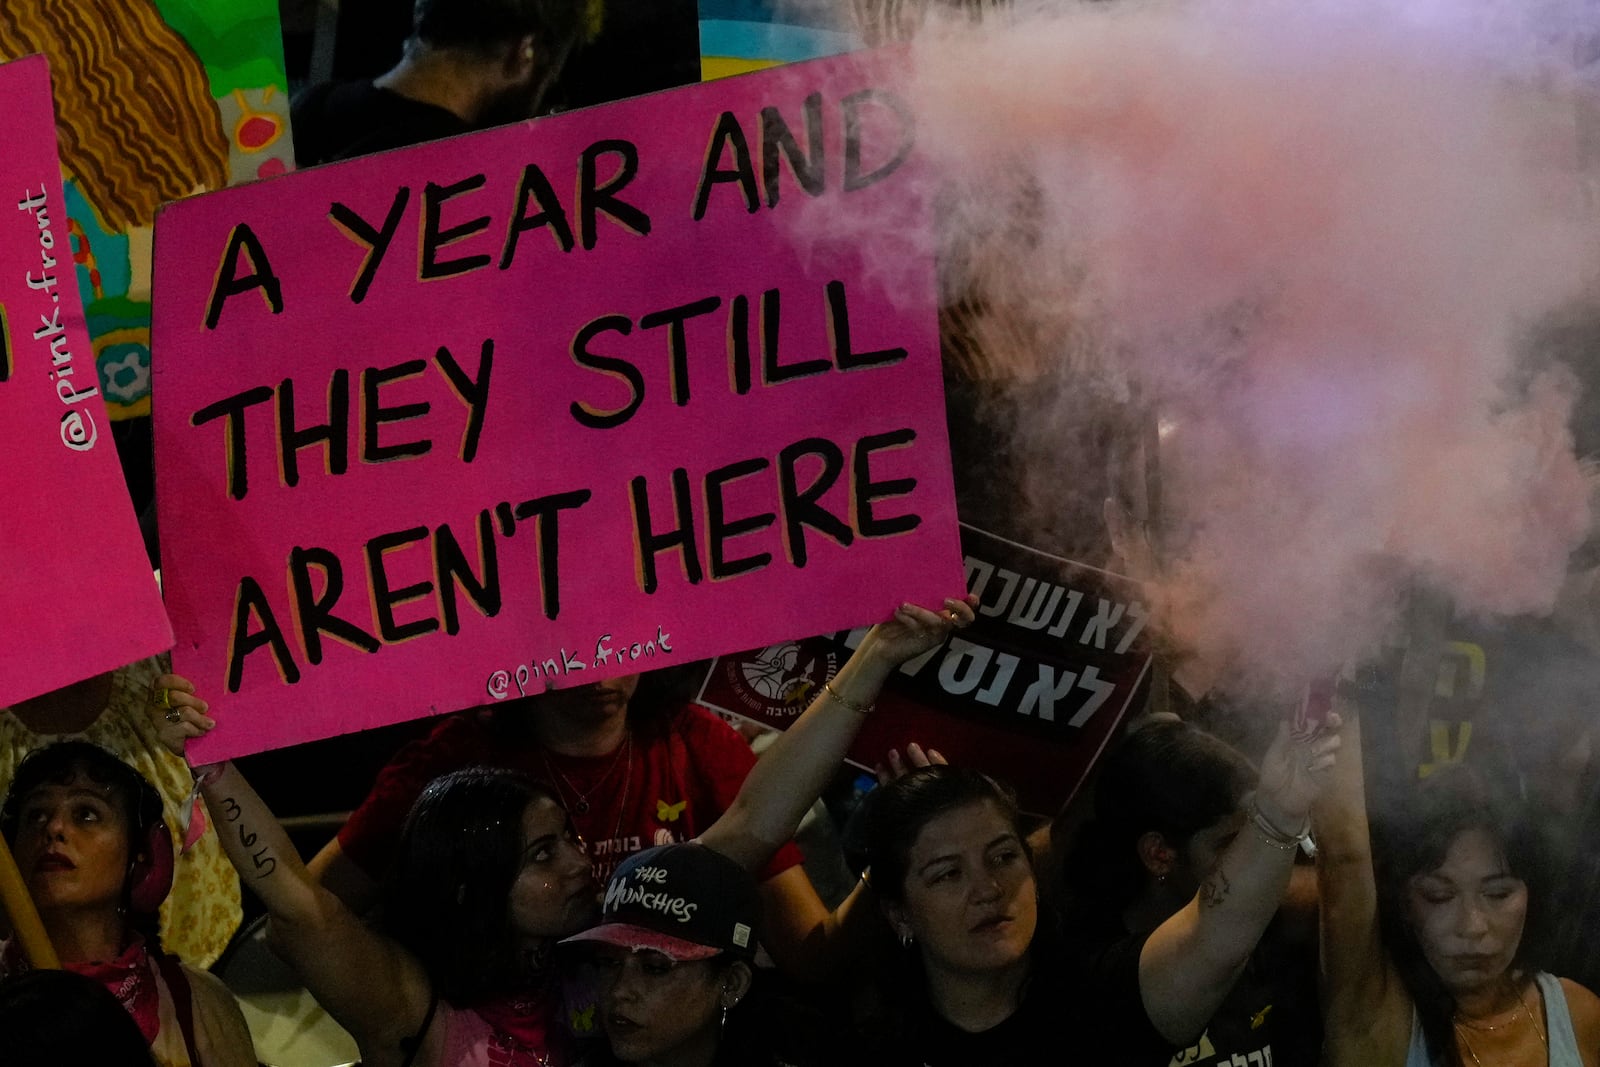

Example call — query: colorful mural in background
[698,0,858,79]
[0,0,293,419]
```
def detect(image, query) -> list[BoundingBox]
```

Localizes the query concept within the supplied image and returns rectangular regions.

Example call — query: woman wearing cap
[308,666,837,982]
[0,741,255,1067]
[556,598,986,1067]
[151,595,974,1067]
[565,842,840,1067]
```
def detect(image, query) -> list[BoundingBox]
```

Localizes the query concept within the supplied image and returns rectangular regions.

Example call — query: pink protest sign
[0,55,172,705]
[153,50,962,761]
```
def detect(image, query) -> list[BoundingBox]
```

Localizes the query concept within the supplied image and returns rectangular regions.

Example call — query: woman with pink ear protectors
[0,741,256,1067]
[0,659,243,967]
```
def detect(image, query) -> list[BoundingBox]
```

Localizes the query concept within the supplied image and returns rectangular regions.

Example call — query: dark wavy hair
[850,765,1032,903]
[379,767,566,1004]
[0,741,166,943]
[1376,765,1554,1067]
[1059,718,1256,918]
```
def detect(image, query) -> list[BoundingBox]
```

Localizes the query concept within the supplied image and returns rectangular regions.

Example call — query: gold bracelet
[823,680,874,715]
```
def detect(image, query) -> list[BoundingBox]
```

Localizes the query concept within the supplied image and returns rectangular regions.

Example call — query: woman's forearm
[196,762,322,926]
[1139,717,1341,1044]
[1313,713,1415,1064]
[1313,711,1374,864]
[1137,806,1304,1042]
[1197,810,1303,959]
[1313,714,1387,1000]
[700,633,897,870]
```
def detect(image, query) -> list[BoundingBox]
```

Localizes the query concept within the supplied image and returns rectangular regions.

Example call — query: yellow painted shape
[701,56,785,81]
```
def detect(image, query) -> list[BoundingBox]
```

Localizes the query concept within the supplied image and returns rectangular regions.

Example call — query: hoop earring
[899,930,914,949]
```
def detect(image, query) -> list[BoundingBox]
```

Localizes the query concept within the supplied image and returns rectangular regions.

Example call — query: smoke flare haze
[839,0,1600,696]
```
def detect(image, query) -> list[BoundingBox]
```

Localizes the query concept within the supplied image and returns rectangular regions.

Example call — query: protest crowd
[5,2,1600,1067]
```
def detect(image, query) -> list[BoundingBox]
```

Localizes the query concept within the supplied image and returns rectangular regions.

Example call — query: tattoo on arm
[219,796,278,877]
[1199,868,1232,909]
[251,845,277,878]
[238,824,276,875]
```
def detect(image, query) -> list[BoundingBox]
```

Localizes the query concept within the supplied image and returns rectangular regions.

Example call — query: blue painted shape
[62,178,132,301]
[700,18,858,61]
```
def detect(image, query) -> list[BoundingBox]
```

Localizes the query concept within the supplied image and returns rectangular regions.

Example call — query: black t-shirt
[291,81,471,166]
[860,933,1171,1067]
[1078,913,1313,1067]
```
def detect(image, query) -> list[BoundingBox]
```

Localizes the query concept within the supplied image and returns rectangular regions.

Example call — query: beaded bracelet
[823,680,874,715]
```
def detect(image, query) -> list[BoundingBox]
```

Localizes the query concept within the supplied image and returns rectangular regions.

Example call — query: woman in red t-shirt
[311,670,841,979]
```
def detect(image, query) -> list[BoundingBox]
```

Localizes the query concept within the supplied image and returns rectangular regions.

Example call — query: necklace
[539,737,630,816]
[1454,981,1548,1067]
[608,744,632,846]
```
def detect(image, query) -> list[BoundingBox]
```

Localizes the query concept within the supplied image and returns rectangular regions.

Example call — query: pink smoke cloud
[888,0,1600,694]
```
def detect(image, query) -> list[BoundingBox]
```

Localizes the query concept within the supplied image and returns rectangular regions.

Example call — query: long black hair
[1058,717,1256,921]
[1376,765,1553,1067]
[379,766,568,1004]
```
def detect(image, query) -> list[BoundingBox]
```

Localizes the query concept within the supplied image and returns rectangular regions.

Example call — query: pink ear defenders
[126,787,175,916]
[2,741,176,916]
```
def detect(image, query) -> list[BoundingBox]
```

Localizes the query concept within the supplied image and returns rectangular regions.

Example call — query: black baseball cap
[561,843,760,962]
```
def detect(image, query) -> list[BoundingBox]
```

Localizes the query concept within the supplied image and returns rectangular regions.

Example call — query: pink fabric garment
[438,994,577,1067]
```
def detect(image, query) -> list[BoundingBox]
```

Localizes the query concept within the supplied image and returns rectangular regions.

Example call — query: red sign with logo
[699,524,1151,813]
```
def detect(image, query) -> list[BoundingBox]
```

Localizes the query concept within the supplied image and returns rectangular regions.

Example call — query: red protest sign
[699,524,1151,813]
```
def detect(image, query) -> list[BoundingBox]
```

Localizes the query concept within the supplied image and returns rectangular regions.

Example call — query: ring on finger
[163,707,183,724]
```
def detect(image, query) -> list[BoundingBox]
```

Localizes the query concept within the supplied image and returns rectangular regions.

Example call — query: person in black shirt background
[291,0,586,166]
